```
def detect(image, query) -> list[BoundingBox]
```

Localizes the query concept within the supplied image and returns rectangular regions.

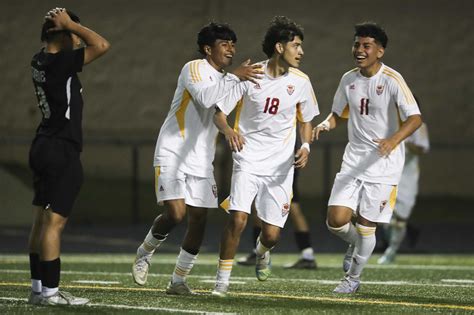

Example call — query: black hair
[354,22,388,48]
[262,16,304,58]
[40,10,80,42]
[197,22,237,55]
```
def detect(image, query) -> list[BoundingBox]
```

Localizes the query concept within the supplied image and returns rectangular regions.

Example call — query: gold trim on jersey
[382,68,416,104]
[233,98,244,133]
[340,104,350,119]
[190,60,203,83]
[389,185,398,209]
[175,89,192,138]
[289,68,309,80]
[296,103,304,122]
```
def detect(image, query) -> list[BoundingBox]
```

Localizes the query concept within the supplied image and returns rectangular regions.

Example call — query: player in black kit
[27,7,110,306]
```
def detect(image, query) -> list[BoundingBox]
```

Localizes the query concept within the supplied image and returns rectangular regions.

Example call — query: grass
[0,253,473,314]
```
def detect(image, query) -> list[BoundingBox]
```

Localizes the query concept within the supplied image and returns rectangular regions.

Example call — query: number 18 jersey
[217,61,319,176]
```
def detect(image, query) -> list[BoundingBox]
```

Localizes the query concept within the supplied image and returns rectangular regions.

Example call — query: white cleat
[256,251,272,281]
[27,291,42,305]
[343,244,355,272]
[166,281,195,295]
[132,250,152,286]
[378,248,395,265]
[333,276,360,294]
[40,291,89,305]
[211,282,229,298]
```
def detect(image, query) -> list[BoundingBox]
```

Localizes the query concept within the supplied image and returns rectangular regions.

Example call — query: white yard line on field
[0,297,235,314]
[1,269,472,288]
[441,279,474,284]
[72,280,121,284]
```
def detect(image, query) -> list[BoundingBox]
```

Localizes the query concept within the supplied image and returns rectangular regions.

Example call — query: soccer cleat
[132,250,152,286]
[211,282,229,298]
[40,291,89,305]
[377,248,396,265]
[255,251,271,281]
[343,244,355,272]
[236,252,256,266]
[333,276,360,294]
[283,258,318,270]
[165,281,195,295]
[27,291,42,305]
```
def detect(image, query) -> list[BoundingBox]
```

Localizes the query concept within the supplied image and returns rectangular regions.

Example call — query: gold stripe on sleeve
[383,69,416,104]
[175,89,192,138]
[232,98,244,132]
[389,186,398,209]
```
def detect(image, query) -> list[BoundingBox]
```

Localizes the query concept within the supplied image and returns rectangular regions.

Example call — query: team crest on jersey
[287,85,295,95]
[380,200,387,212]
[212,185,218,198]
[349,84,355,90]
[376,85,384,95]
[254,83,261,89]
[282,203,290,217]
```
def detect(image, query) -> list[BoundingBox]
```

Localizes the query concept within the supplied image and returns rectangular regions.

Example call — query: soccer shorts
[29,136,83,218]
[225,170,293,228]
[154,166,218,208]
[328,172,397,223]
[394,168,419,220]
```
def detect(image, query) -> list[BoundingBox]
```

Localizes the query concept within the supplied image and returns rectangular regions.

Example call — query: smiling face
[280,36,304,68]
[352,36,385,76]
[205,39,236,71]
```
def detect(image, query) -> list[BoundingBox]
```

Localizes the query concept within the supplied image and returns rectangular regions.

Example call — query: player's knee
[163,210,186,225]
[326,220,350,234]
[229,212,248,234]
[326,216,349,228]
[260,230,280,246]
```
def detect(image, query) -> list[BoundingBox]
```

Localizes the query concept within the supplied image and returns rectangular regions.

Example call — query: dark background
[0,0,473,253]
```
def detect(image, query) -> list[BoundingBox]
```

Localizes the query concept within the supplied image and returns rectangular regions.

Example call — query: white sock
[387,221,407,254]
[171,248,197,284]
[216,259,234,285]
[301,247,314,260]
[348,223,377,279]
[31,279,42,294]
[42,286,58,297]
[327,221,358,245]
[255,237,273,257]
[140,228,167,253]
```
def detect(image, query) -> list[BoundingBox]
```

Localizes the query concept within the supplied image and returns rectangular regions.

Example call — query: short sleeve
[331,77,349,117]
[296,80,319,122]
[54,48,85,75]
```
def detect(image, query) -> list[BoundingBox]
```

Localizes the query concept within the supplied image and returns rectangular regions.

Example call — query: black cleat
[283,258,318,270]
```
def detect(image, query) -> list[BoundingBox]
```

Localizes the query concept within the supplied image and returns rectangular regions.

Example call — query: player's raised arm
[45,8,110,65]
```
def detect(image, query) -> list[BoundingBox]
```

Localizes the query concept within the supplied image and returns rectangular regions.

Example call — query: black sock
[294,232,312,252]
[253,227,261,245]
[40,258,61,289]
[29,253,41,281]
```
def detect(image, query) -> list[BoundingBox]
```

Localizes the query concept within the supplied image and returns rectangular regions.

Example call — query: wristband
[301,142,310,153]
[317,120,330,131]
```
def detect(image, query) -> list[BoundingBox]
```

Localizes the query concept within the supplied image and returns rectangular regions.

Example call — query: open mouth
[355,55,366,61]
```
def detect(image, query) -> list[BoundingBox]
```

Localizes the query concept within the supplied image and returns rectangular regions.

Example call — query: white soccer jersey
[332,64,421,185]
[154,59,240,177]
[217,60,319,176]
[396,123,430,218]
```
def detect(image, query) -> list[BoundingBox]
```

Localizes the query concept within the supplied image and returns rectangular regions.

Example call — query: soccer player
[313,22,422,293]
[132,23,262,295]
[378,105,430,264]
[28,8,110,305]
[237,138,318,270]
[211,16,319,297]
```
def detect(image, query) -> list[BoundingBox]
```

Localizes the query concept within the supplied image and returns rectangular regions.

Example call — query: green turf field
[1,253,473,314]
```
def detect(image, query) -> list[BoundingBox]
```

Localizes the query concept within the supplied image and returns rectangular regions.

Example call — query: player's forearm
[298,121,313,144]
[390,114,423,145]
[213,110,232,135]
[68,22,110,61]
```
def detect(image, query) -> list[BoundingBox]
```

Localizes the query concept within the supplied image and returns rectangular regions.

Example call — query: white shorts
[222,170,293,228]
[328,172,397,223]
[393,164,419,220]
[154,166,218,208]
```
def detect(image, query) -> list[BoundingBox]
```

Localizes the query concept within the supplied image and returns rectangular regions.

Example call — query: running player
[132,22,262,295]
[313,22,422,293]
[378,100,429,264]
[211,16,319,297]
[28,8,110,305]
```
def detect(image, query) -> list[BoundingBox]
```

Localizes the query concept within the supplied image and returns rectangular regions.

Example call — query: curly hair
[197,22,237,55]
[262,16,304,58]
[354,22,388,48]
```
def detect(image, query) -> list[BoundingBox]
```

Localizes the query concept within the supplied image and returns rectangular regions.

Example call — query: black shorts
[29,136,83,217]
[292,167,301,203]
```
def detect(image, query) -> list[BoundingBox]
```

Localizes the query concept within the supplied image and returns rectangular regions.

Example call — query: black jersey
[31,47,85,151]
